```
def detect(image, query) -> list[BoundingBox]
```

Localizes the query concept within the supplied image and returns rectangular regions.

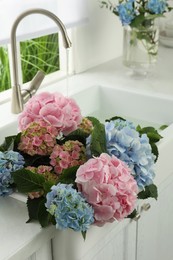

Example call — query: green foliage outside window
[0,33,59,92]
[0,46,11,92]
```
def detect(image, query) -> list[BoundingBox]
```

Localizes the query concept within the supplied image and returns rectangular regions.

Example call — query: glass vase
[123,25,159,75]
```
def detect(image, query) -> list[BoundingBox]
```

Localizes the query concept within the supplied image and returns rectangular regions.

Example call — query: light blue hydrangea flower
[0,150,25,196]
[147,0,168,14]
[117,0,136,25]
[105,119,156,190]
[45,183,94,232]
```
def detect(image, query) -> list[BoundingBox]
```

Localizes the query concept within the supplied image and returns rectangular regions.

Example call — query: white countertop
[48,45,173,97]
[0,196,55,260]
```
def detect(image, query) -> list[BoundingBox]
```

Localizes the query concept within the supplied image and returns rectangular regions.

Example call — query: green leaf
[168,6,173,11]
[27,197,43,222]
[146,132,162,143]
[159,125,168,131]
[27,197,52,227]
[43,181,55,194]
[64,128,89,145]
[127,209,138,219]
[145,14,164,20]
[86,116,101,126]
[38,198,52,227]
[22,154,50,167]
[138,184,158,200]
[90,122,107,157]
[130,14,146,28]
[136,124,142,132]
[105,116,126,122]
[150,143,159,162]
[12,169,45,193]
[81,231,87,240]
[0,133,21,152]
[58,166,79,185]
[137,126,154,133]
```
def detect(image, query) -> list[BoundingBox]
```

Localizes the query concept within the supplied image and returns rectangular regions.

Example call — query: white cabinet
[52,219,136,260]
[27,241,52,260]
[136,173,173,260]
[3,154,172,260]
[134,126,173,260]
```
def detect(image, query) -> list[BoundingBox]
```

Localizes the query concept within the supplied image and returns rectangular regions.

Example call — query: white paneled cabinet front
[52,220,136,260]
[27,241,52,260]
[136,173,173,260]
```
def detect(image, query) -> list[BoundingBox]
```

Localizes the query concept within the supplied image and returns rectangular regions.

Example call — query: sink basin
[1,85,173,260]
[71,85,173,128]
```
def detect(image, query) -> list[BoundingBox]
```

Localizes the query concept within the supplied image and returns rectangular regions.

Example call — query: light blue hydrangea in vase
[100,0,173,74]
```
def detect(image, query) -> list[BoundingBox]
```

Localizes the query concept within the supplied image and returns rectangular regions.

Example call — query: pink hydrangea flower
[50,140,87,174]
[18,120,58,156]
[18,92,82,135]
[27,165,53,174]
[75,153,138,226]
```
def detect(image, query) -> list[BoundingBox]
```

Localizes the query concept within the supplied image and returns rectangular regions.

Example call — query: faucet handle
[22,70,45,103]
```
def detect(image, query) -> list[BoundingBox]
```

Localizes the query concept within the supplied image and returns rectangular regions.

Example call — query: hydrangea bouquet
[0,92,161,239]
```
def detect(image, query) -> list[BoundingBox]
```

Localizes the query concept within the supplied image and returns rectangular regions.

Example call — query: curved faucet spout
[11,8,72,114]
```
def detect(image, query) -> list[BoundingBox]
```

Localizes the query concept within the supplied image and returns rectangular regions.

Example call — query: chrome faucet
[11,8,72,114]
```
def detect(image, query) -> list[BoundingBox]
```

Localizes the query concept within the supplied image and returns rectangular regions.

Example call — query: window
[0,0,88,95]
[0,33,59,92]
[0,45,11,91]
[21,33,59,84]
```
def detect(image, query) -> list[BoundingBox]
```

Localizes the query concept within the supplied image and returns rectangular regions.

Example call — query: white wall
[72,0,123,73]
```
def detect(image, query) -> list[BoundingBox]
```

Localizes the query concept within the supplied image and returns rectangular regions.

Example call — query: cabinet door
[82,222,136,260]
[137,173,173,260]
[27,241,52,260]
[52,220,136,260]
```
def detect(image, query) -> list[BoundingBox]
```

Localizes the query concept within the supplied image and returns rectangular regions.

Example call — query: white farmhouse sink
[1,85,173,260]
